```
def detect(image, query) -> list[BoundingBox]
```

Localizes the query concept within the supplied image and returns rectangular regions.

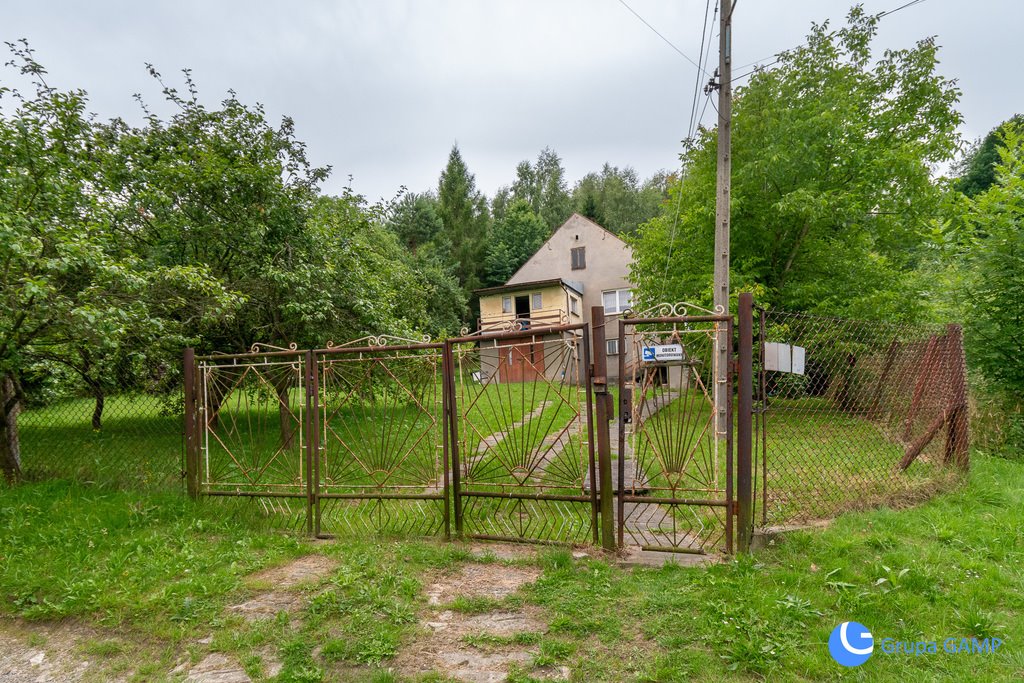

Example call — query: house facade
[476,213,636,381]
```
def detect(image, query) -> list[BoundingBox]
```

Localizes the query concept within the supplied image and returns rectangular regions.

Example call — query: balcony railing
[476,311,571,334]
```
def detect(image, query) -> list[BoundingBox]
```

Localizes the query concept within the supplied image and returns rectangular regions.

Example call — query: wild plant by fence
[754,310,969,528]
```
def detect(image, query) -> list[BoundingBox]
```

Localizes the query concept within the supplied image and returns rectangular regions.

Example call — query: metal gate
[313,336,449,538]
[183,308,754,552]
[186,345,313,532]
[615,305,735,553]
[446,323,598,545]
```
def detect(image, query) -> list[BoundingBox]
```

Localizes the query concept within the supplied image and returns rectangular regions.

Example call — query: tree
[631,8,962,319]
[510,147,572,231]
[963,125,1024,395]
[482,199,549,286]
[386,191,443,253]
[956,114,1024,198]
[571,164,666,235]
[0,44,232,479]
[437,145,489,295]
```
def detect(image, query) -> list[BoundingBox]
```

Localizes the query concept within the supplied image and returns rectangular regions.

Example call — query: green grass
[2,452,1021,681]
[14,376,965,551]
[18,394,182,489]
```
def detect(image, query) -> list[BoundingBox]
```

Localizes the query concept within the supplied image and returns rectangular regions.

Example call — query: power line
[728,0,931,84]
[878,0,927,17]
[616,0,709,76]
[661,0,717,300]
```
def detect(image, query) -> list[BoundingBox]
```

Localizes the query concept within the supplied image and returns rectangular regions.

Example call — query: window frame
[531,292,543,310]
[602,288,633,314]
[570,246,586,270]
[501,296,512,314]
[606,338,620,356]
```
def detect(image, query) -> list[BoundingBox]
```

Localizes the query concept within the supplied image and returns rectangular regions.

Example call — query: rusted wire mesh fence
[754,310,969,527]
[11,356,183,489]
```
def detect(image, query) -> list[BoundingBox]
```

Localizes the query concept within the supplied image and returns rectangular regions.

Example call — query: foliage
[630,8,962,319]
[956,114,1024,198]
[962,125,1024,444]
[437,145,491,295]
[571,164,668,235]
[385,191,443,254]
[0,43,234,479]
[482,199,549,286]
[506,147,573,231]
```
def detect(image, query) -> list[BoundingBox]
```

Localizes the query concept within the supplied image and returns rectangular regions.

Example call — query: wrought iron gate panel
[447,323,598,544]
[314,337,448,538]
[617,306,734,553]
[195,346,310,531]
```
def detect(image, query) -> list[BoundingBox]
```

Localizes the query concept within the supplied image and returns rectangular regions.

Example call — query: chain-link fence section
[12,356,183,490]
[754,310,969,527]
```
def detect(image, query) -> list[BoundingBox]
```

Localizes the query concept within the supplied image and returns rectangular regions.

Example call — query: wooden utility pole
[714,0,733,444]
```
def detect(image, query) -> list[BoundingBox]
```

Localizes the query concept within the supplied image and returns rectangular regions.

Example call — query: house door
[497,337,545,383]
[514,295,531,326]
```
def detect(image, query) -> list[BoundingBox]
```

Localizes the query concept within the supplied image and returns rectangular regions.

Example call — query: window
[531,292,543,310]
[571,246,586,270]
[570,297,579,315]
[606,339,620,356]
[602,288,633,314]
[502,296,512,314]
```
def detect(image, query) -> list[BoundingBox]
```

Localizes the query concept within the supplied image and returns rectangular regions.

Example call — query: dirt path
[395,559,561,682]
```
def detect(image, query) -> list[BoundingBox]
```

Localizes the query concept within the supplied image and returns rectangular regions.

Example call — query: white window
[570,297,579,315]
[502,296,512,314]
[531,292,543,310]
[602,288,633,314]
[606,339,620,356]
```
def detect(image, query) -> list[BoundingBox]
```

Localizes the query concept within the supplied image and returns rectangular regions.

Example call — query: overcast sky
[4,0,1021,202]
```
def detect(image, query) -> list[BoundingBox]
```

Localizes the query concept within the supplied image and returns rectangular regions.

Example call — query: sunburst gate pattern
[449,325,598,545]
[199,353,308,495]
[618,313,732,553]
[315,341,447,537]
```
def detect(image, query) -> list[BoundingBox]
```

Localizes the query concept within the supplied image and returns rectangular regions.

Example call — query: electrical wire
[616,0,710,76]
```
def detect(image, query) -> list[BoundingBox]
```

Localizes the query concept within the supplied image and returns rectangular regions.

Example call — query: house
[475,213,636,382]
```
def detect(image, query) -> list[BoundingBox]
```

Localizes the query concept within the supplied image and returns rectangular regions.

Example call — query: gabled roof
[474,278,583,297]
[505,213,629,285]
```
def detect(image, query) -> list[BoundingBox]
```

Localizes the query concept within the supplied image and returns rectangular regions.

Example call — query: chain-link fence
[754,310,969,528]
[11,355,183,490]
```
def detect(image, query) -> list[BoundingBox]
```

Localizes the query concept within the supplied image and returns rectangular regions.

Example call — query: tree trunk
[89,382,105,431]
[1,375,22,482]
[277,383,295,451]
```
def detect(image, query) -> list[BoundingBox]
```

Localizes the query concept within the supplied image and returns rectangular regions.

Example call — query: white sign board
[641,344,684,364]
[764,342,806,375]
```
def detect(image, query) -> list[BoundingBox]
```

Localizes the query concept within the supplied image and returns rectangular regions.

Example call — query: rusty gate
[446,322,598,545]
[183,306,756,553]
[614,304,738,554]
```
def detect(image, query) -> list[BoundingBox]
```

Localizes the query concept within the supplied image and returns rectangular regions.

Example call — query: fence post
[445,341,463,538]
[737,293,754,552]
[304,350,315,536]
[590,306,616,552]
[944,324,970,469]
[183,347,199,499]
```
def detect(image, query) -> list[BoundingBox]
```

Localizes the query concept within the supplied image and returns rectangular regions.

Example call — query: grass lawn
[1,450,1021,681]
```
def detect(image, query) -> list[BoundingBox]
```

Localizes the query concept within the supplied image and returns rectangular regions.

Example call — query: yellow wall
[479,285,583,326]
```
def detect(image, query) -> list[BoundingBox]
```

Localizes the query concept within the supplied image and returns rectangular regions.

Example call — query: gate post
[445,340,463,538]
[737,293,754,552]
[591,306,616,552]
[304,350,316,536]
[183,348,199,499]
